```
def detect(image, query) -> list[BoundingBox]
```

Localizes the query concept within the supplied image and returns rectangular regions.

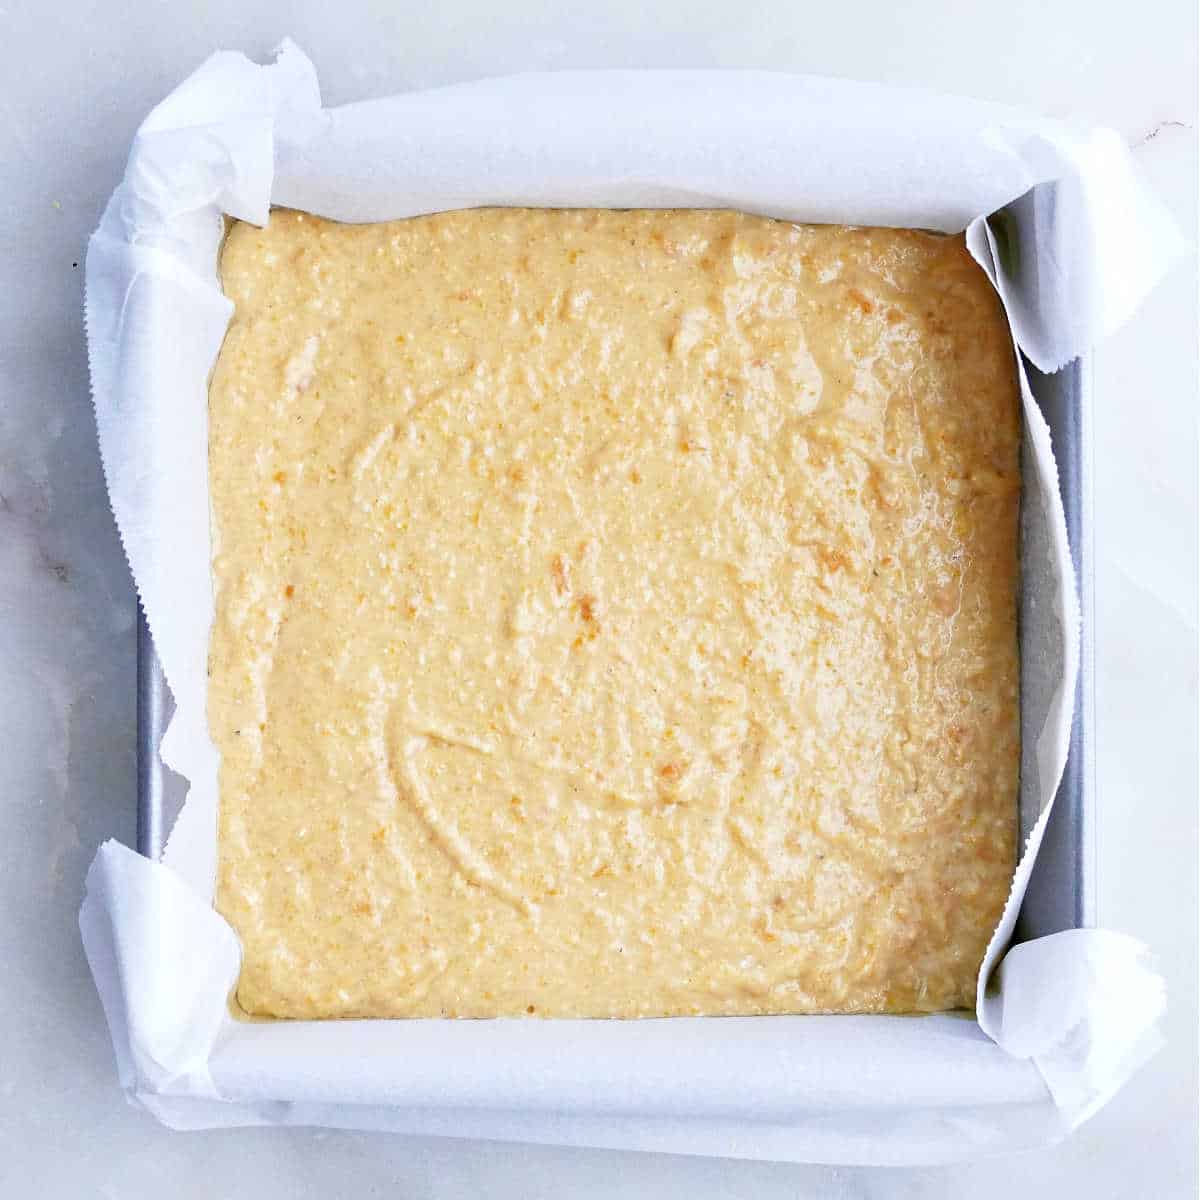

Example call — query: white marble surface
[0,2,1194,1195]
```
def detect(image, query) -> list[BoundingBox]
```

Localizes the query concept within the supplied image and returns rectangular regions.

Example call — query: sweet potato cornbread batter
[209,208,1019,1020]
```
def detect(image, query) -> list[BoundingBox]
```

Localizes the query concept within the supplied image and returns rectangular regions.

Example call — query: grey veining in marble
[0,2,1194,1196]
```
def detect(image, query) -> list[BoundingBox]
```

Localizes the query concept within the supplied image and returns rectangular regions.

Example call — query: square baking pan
[134,351,1096,948]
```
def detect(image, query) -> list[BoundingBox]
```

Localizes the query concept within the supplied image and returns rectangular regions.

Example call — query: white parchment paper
[80,41,1180,1163]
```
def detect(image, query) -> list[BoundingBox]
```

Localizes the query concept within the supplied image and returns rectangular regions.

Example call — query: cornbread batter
[209,208,1019,1019]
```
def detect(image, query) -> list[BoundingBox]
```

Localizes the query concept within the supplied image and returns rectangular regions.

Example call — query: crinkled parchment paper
[80,41,1180,1163]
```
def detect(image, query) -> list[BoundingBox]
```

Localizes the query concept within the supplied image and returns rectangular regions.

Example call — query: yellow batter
[209,208,1019,1019]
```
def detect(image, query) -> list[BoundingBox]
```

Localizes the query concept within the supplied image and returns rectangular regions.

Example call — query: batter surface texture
[209,208,1019,1019]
